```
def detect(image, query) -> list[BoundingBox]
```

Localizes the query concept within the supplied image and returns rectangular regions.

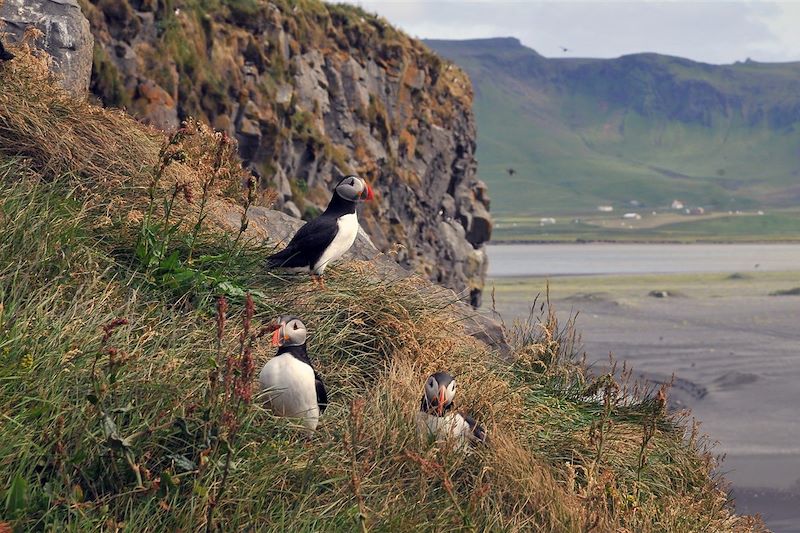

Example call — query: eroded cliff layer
[83,0,492,306]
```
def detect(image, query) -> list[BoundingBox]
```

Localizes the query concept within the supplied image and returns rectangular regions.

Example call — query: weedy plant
[0,43,766,532]
[131,119,264,305]
[203,294,261,532]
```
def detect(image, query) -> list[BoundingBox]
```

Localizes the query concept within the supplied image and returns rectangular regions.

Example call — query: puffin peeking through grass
[266,175,373,288]
[258,316,327,431]
[416,371,487,449]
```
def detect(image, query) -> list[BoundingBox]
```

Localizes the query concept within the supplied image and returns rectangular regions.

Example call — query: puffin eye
[349,178,355,186]
[292,323,298,330]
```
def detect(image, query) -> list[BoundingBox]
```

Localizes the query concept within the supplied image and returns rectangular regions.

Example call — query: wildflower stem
[156,182,181,270]
[188,134,226,263]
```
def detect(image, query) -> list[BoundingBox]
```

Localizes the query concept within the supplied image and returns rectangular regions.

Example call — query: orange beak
[437,386,446,416]
[271,325,282,347]
[363,183,374,201]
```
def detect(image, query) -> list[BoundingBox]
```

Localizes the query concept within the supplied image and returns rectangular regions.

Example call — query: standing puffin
[266,175,373,287]
[415,371,487,449]
[258,316,327,431]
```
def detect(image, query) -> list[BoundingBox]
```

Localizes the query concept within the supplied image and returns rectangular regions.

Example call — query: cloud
[340,0,800,64]
[748,2,800,62]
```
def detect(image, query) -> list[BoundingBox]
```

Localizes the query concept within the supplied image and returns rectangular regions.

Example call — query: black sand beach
[485,244,800,532]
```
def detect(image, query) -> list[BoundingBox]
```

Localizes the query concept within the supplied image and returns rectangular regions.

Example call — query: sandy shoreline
[486,272,800,532]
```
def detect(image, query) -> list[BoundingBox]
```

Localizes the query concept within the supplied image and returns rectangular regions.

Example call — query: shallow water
[488,242,800,277]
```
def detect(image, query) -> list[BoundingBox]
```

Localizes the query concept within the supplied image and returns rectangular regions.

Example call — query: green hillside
[425,38,800,239]
[0,41,763,532]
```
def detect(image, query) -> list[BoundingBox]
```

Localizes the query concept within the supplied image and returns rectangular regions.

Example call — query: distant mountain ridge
[425,37,800,216]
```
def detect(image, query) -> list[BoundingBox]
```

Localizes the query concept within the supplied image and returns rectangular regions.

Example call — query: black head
[334,175,373,203]
[270,315,307,348]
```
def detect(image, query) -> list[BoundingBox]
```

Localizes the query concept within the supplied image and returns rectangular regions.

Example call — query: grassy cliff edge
[0,47,763,531]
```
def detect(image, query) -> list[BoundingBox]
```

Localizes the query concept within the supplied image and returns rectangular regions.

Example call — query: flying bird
[0,40,15,62]
[506,167,516,177]
[559,46,569,53]
[266,175,373,287]
[415,371,487,449]
[258,316,327,431]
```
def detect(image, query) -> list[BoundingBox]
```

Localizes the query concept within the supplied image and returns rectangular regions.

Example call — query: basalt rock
[0,0,93,98]
[83,0,492,307]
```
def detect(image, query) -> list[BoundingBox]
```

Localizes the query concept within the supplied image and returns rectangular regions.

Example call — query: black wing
[463,413,488,445]
[266,215,338,268]
[315,371,328,414]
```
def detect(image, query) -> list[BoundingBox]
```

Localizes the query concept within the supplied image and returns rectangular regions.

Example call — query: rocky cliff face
[0,0,93,97]
[81,0,492,306]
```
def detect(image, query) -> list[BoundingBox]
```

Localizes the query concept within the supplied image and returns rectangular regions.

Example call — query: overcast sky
[339,1,800,64]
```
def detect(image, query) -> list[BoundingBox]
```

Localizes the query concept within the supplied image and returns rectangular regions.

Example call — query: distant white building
[671,200,684,210]
[622,212,642,220]
[597,205,614,212]
[539,217,556,226]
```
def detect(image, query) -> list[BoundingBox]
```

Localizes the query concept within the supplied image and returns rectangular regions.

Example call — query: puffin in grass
[266,175,374,287]
[416,371,487,449]
[258,316,327,431]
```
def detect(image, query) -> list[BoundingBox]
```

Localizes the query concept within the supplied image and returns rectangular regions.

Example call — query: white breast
[415,411,472,450]
[258,353,319,430]
[313,213,358,275]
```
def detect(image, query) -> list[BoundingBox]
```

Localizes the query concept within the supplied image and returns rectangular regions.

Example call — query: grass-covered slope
[0,48,763,531]
[426,38,800,220]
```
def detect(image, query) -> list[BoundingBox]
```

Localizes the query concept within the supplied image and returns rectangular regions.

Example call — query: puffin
[415,371,487,449]
[266,175,373,287]
[258,316,327,431]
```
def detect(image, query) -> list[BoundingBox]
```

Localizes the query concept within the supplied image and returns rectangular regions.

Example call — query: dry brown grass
[0,43,157,186]
[0,45,266,236]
